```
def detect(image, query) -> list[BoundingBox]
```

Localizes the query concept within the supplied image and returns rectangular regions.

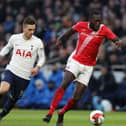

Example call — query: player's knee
[61,85,67,90]
[61,82,71,90]
[0,82,10,94]
[0,88,9,94]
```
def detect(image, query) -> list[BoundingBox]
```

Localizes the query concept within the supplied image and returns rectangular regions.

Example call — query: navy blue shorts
[1,70,29,99]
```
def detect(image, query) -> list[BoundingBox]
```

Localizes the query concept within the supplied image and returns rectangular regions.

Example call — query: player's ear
[23,24,27,31]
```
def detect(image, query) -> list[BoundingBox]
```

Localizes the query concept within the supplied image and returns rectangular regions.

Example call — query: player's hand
[31,66,40,76]
[114,41,122,50]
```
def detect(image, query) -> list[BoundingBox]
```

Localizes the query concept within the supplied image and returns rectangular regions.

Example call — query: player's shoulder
[101,24,110,29]
[32,35,44,46]
[32,35,42,42]
[100,24,111,31]
[9,33,22,40]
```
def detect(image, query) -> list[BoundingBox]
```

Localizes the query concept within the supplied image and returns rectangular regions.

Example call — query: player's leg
[59,82,86,114]
[56,65,93,126]
[0,92,18,120]
[0,70,14,119]
[0,75,29,120]
[43,70,75,123]
[0,70,13,95]
[56,82,86,126]
[0,82,10,94]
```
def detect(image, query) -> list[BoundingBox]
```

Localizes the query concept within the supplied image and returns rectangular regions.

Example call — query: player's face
[23,24,36,39]
[90,14,101,31]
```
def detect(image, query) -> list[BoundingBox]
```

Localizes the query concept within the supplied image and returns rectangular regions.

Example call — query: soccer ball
[89,110,104,126]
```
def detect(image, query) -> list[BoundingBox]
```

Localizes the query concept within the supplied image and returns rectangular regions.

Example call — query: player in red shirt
[43,11,121,126]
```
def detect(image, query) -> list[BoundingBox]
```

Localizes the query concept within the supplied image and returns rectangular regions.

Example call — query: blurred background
[0,0,126,112]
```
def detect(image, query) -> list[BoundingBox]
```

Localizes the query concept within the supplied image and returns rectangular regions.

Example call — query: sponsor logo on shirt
[80,32,98,37]
[16,49,32,58]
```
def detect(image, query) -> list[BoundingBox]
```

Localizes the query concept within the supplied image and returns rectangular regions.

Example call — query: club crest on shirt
[31,45,34,50]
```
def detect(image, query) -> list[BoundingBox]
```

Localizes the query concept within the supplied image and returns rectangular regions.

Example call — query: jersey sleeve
[36,40,46,68]
[0,35,14,56]
[72,21,83,32]
[104,25,117,40]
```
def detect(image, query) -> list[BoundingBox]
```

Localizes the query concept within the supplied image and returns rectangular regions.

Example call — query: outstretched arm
[104,26,122,50]
[0,55,3,62]
[0,35,14,61]
[56,27,76,47]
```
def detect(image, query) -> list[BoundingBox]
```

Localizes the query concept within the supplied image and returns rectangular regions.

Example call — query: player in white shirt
[0,16,46,119]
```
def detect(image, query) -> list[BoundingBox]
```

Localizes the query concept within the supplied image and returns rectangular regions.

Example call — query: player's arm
[0,35,13,61]
[56,27,76,47]
[0,55,3,61]
[36,44,46,68]
[31,41,46,76]
[104,26,122,50]
[104,26,121,49]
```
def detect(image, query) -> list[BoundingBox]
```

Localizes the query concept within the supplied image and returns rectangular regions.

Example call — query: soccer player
[0,16,46,119]
[43,11,121,126]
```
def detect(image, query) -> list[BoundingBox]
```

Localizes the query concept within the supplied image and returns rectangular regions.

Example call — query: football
[89,110,104,126]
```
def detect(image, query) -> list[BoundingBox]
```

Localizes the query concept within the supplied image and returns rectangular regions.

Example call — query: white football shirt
[0,33,46,80]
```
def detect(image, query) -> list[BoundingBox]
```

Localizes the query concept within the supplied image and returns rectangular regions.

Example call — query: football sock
[48,87,65,115]
[59,98,77,115]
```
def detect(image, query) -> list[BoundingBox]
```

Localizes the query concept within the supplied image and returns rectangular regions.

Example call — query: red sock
[59,98,77,115]
[48,87,65,115]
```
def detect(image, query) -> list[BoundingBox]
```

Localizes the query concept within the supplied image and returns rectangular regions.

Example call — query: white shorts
[65,58,93,86]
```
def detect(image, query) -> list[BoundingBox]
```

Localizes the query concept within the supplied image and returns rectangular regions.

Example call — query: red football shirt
[72,21,116,66]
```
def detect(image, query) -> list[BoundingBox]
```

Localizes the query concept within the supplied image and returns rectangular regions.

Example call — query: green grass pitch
[0,109,126,126]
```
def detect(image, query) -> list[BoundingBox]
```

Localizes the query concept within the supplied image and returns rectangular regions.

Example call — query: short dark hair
[23,16,36,25]
[89,9,101,19]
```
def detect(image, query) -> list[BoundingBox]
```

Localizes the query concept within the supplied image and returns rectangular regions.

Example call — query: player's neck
[89,23,99,31]
[22,33,32,40]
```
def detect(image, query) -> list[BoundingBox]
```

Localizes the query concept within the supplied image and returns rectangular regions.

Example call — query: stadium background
[0,0,126,112]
